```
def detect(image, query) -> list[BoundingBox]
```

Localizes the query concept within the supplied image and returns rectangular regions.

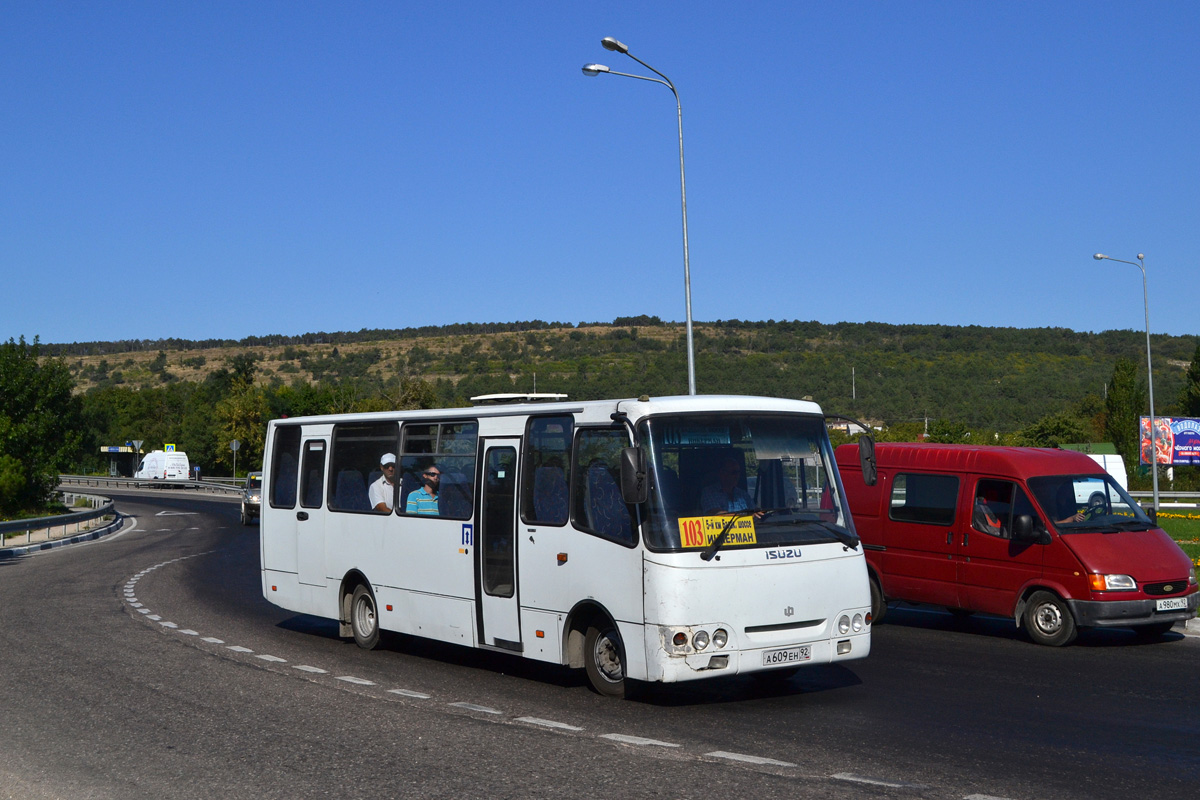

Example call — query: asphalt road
[1,492,1196,799]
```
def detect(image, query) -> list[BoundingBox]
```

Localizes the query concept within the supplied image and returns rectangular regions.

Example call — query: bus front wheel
[350,584,380,650]
[584,622,626,699]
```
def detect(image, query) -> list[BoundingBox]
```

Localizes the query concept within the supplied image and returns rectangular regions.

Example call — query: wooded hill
[53,316,1196,433]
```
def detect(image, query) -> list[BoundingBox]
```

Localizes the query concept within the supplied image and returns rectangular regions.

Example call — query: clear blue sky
[3,2,1198,344]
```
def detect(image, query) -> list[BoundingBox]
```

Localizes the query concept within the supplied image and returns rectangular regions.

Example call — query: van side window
[329,422,400,513]
[521,415,573,526]
[269,426,302,509]
[398,421,477,519]
[300,440,326,509]
[572,427,636,546]
[889,473,958,525]
[972,479,1045,539]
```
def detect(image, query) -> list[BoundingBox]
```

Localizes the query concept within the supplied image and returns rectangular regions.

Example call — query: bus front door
[477,439,521,651]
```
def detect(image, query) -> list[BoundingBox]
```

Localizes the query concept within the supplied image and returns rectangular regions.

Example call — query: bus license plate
[762,646,811,666]
[1156,597,1188,611]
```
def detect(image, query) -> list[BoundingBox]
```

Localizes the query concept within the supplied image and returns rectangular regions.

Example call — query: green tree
[216,379,270,475]
[1105,358,1145,476]
[1180,343,1200,417]
[1014,412,1089,448]
[0,337,80,515]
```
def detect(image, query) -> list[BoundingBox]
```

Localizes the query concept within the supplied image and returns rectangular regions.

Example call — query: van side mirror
[858,436,877,487]
[620,447,648,504]
[1011,514,1046,543]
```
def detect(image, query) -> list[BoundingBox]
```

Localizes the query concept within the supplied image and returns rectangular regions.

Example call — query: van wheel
[584,622,626,699]
[350,584,380,650]
[1023,591,1077,646]
[869,578,887,624]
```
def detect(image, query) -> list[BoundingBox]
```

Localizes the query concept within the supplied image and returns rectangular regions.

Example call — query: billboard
[1139,416,1200,465]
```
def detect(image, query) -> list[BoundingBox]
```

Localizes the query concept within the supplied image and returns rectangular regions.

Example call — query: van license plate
[762,646,811,666]
[1155,597,1188,611]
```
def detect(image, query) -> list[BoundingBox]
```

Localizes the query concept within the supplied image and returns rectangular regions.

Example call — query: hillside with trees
[5,318,1197,511]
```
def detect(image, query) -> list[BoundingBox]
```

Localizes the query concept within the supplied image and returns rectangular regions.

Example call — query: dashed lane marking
[294,665,328,674]
[600,734,681,748]
[707,751,796,767]
[517,717,583,732]
[388,689,431,699]
[833,772,927,789]
[336,676,376,686]
[450,702,502,715]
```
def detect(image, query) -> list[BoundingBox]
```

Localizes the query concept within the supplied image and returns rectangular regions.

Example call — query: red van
[835,443,1197,645]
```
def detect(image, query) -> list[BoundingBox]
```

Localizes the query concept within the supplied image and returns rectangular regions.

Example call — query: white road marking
[965,795,1016,800]
[155,511,198,516]
[388,689,431,699]
[256,655,287,663]
[336,676,376,685]
[517,717,583,731]
[179,630,199,636]
[147,615,161,621]
[158,621,178,628]
[450,702,501,715]
[706,751,795,767]
[137,609,151,614]
[600,734,681,748]
[201,637,224,644]
[294,665,327,674]
[833,773,927,789]
[227,646,253,653]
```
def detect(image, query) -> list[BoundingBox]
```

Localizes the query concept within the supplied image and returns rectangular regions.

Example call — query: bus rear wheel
[350,584,380,650]
[584,622,626,699]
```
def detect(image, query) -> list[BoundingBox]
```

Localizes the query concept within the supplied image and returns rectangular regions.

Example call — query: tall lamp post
[583,37,697,395]
[1093,253,1159,516]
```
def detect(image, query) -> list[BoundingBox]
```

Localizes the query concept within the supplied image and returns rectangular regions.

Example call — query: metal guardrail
[58,475,242,496]
[1128,491,1200,510]
[0,492,117,545]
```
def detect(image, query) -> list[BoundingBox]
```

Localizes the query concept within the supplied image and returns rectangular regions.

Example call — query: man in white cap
[370,453,398,512]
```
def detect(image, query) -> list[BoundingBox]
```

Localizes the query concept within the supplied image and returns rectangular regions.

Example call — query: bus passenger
[406,465,441,515]
[369,453,398,512]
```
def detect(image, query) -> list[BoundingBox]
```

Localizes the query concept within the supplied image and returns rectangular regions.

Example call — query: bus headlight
[712,628,728,649]
[838,615,851,635]
[852,614,864,632]
[693,630,710,650]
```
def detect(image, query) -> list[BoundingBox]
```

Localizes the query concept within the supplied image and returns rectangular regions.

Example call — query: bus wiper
[700,510,756,562]
[770,516,860,550]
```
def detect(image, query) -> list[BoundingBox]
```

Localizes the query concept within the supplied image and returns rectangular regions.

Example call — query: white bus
[260,394,873,697]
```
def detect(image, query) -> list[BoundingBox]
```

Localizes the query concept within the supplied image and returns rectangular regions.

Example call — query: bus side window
[571,428,636,545]
[269,426,302,509]
[329,422,399,513]
[301,440,326,509]
[522,415,573,526]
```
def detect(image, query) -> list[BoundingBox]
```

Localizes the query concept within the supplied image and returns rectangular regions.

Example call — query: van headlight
[1088,573,1137,592]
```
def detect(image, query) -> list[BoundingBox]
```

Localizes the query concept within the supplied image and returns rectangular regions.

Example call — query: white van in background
[136,450,191,481]
[1086,453,1128,490]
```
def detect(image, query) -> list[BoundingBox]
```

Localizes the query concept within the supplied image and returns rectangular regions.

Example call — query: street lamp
[1093,252,1159,517]
[582,37,697,395]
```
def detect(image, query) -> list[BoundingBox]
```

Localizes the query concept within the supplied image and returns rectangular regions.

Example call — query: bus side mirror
[620,447,648,505]
[859,436,877,486]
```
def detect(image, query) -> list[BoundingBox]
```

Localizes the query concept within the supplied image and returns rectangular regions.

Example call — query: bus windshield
[639,413,854,552]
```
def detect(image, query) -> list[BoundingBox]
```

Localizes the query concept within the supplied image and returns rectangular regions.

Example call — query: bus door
[476,438,521,651]
[297,437,329,587]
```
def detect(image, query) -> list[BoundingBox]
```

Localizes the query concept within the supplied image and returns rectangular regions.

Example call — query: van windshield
[638,413,855,553]
[1027,474,1154,532]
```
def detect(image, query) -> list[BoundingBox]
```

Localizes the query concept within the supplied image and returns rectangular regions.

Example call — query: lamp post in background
[1093,252,1159,517]
[583,37,696,395]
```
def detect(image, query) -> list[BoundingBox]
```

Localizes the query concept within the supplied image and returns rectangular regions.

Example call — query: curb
[0,513,126,560]
[1185,617,1200,635]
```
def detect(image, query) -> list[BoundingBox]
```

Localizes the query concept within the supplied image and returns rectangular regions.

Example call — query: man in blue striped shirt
[406,465,441,515]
